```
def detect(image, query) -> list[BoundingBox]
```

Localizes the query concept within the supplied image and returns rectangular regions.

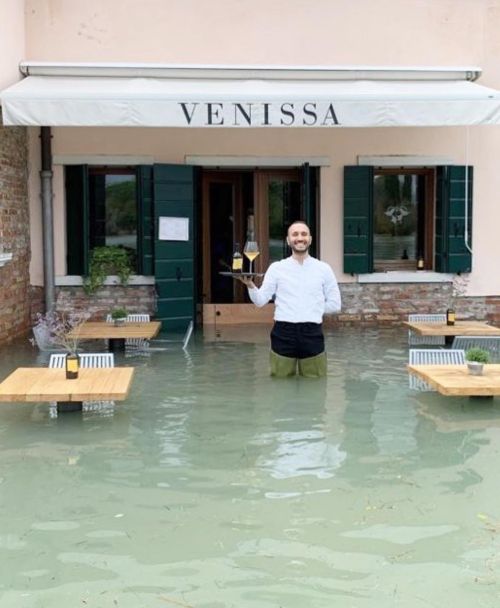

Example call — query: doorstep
[202,303,274,325]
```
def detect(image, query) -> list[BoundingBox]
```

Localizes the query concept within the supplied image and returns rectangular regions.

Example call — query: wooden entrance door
[254,169,302,274]
[201,167,315,322]
[202,172,247,304]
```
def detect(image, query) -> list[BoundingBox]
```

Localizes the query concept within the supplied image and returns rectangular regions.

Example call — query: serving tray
[219,272,265,278]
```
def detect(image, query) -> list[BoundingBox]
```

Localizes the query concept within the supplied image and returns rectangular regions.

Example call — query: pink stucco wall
[18,0,500,297]
[0,0,25,89]
[23,0,500,88]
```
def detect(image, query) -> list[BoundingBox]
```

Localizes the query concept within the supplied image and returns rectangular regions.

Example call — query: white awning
[2,74,500,127]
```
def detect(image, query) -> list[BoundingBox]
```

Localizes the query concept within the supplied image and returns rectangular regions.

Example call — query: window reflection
[373,174,419,267]
[89,169,137,270]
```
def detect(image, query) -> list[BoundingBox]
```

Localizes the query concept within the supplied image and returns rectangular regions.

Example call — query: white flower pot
[467,361,484,376]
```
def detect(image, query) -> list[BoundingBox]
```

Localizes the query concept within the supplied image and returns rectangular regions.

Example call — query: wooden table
[408,364,500,396]
[403,320,500,345]
[70,321,161,351]
[404,320,500,337]
[0,367,134,413]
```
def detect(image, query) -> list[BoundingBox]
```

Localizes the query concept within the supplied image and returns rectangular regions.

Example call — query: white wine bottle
[232,242,243,272]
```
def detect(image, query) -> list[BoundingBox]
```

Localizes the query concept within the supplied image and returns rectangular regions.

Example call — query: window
[343,165,472,274]
[88,168,138,268]
[65,165,152,276]
[373,169,433,271]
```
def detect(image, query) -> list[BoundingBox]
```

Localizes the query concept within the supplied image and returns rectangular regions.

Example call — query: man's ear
[286,237,290,246]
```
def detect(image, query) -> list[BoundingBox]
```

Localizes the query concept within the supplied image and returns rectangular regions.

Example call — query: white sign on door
[159,216,189,241]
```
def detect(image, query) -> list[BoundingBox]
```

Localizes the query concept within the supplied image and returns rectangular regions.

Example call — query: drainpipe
[40,126,56,312]
[463,125,473,255]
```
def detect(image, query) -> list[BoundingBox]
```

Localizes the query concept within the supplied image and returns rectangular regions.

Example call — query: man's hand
[237,276,256,288]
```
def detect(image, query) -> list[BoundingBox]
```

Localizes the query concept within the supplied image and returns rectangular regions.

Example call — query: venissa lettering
[178,102,340,127]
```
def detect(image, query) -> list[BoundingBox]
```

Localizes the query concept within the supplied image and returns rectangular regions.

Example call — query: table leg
[469,395,494,400]
[57,401,83,413]
[109,338,126,352]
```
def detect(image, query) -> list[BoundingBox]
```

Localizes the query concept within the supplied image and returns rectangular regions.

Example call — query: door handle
[176,267,182,281]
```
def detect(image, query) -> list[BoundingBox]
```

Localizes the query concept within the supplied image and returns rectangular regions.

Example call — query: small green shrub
[465,348,490,364]
[83,246,133,295]
[111,307,128,320]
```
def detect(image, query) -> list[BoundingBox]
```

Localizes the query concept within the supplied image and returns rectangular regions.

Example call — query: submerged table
[403,320,500,345]
[0,367,134,413]
[70,321,161,351]
[407,364,500,396]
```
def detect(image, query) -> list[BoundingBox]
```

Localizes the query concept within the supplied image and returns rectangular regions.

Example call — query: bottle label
[66,356,79,373]
[232,257,243,271]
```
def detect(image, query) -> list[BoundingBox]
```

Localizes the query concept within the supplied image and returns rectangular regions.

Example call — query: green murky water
[1,326,500,607]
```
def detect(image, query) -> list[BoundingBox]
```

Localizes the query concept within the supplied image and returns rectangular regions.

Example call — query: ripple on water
[343,524,459,545]
[86,530,128,538]
[31,521,81,531]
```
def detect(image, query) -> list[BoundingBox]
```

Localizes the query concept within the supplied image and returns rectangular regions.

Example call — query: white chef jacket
[248,255,341,323]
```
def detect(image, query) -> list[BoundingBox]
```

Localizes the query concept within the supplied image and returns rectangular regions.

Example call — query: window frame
[65,164,152,276]
[343,164,473,275]
[373,167,435,272]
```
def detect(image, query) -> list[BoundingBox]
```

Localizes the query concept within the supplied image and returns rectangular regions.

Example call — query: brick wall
[54,282,498,328]
[325,282,500,326]
[55,285,156,320]
[0,113,31,343]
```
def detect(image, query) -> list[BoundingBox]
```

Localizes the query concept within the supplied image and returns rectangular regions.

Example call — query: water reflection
[0,327,500,606]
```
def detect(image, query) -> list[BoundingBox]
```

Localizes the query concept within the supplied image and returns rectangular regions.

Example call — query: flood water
[1,326,500,607]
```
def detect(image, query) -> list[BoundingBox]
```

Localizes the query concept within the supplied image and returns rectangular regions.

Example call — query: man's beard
[289,243,310,254]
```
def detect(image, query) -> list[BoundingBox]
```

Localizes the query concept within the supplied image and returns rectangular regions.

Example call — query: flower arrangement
[32,310,90,354]
[450,274,469,307]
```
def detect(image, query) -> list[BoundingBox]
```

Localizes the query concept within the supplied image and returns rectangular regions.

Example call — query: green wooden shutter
[137,166,154,275]
[65,165,89,275]
[88,172,106,249]
[435,165,473,273]
[302,163,317,256]
[343,166,373,274]
[153,164,196,332]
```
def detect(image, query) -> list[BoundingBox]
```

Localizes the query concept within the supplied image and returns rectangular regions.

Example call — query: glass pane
[373,174,418,264]
[103,174,137,265]
[210,182,234,303]
[268,179,300,264]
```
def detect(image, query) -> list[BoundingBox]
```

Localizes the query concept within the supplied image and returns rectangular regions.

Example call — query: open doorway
[201,167,315,307]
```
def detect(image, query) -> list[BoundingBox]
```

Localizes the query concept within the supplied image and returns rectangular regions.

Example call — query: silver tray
[219,272,265,278]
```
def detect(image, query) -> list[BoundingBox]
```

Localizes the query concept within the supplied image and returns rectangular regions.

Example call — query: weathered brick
[0,110,30,344]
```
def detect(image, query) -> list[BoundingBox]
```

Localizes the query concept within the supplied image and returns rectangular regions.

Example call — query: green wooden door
[153,164,196,332]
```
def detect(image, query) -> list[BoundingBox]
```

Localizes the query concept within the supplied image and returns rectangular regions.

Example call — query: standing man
[240,221,341,377]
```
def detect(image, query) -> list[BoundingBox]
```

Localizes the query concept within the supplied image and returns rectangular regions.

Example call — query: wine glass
[244,240,260,274]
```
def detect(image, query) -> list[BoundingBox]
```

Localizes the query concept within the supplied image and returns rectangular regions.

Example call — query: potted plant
[83,246,134,295]
[465,347,490,376]
[110,307,128,326]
